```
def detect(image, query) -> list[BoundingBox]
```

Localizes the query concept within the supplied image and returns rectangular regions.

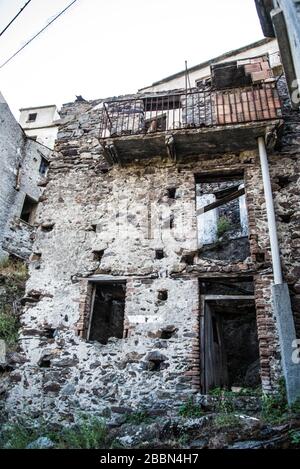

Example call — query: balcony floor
[99,119,283,165]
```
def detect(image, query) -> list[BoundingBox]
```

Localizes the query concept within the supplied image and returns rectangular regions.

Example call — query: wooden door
[204,302,228,392]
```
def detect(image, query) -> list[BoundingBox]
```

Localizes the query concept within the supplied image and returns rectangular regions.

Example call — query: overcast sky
[0,0,264,118]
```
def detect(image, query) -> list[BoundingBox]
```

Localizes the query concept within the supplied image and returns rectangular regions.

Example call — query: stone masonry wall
[2,78,300,423]
[0,93,51,260]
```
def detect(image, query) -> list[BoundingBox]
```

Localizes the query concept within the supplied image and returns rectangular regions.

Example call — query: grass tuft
[0,307,19,346]
[178,398,203,418]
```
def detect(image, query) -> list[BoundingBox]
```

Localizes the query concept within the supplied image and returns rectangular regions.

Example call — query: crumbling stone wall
[0,93,51,261]
[2,77,300,422]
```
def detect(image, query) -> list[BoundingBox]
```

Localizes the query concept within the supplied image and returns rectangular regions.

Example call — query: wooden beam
[87,274,158,282]
[197,187,245,216]
[100,139,121,165]
[213,184,241,199]
[203,294,255,301]
[165,133,176,162]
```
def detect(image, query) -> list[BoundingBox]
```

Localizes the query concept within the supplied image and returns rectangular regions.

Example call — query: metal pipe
[257,136,283,285]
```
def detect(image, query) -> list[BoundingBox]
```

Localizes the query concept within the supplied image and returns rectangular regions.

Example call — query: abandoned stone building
[0,92,51,261]
[1,35,300,423]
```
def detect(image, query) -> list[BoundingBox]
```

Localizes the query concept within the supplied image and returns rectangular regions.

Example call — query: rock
[179,415,212,432]
[231,386,242,393]
[0,339,6,364]
[145,351,167,363]
[209,433,229,449]
[117,435,134,448]
[53,357,79,367]
[26,437,55,449]
[144,351,168,371]
[147,408,166,417]
[6,352,27,365]
[43,382,61,393]
[9,372,22,382]
[111,406,133,414]
[159,325,177,339]
[123,352,145,363]
[153,340,168,349]
[189,439,208,449]
[61,384,76,396]
[229,440,266,449]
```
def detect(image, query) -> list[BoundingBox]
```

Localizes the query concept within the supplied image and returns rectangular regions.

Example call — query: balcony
[99,83,282,164]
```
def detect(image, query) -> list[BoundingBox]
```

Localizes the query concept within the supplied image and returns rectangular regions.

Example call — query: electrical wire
[0,0,78,70]
[0,0,32,38]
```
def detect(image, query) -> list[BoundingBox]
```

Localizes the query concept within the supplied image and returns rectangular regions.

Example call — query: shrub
[261,379,288,424]
[178,398,203,418]
[178,433,189,447]
[124,411,150,425]
[216,396,235,414]
[58,417,107,449]
[214,413,241,428]
[217,216,232,238]
[0,416,108,449]
[289,430,300,445]
[208,388,236,413]
[0,420,52,449]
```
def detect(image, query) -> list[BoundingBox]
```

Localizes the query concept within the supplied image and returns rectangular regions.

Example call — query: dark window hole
[41,223,54,232]
[43,328,56,339]
[39,157,49,176]
[148,360,162,371]
[167,187,177,199]
[279,214,292,224]
[89,282,126,345]
[38,357,51,368]
[155,249,164,260]
[182,254,194,265]
[277,176,291,188]
[93,250,105,262]
[160,326,177,339]
[255,252,265,263]
[158,290,168,301]
[28,112,37,122]
[20,195,38,224]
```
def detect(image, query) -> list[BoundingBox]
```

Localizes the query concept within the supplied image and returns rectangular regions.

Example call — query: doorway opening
[20,195,38,224]
[88,282,126,345]
[199,277,260,392]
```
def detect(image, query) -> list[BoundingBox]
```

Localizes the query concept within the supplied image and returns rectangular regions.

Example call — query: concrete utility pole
[255,0,300,109]
[258,136,300,404]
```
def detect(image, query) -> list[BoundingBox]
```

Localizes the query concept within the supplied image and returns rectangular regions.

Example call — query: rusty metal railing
[99,83,282,139]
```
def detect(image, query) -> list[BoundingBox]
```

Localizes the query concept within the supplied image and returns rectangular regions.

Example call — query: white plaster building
[19,105,60,149]
[140,38,280,93]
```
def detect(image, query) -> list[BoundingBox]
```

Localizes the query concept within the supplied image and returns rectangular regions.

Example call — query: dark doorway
[88,282,126,344]
[200,278,260,392]
[204,299,260,391]
[20,195,38,224]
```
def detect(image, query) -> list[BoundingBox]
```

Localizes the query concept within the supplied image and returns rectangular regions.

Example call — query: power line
[0,0,79,70]
[0,0,32,38]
